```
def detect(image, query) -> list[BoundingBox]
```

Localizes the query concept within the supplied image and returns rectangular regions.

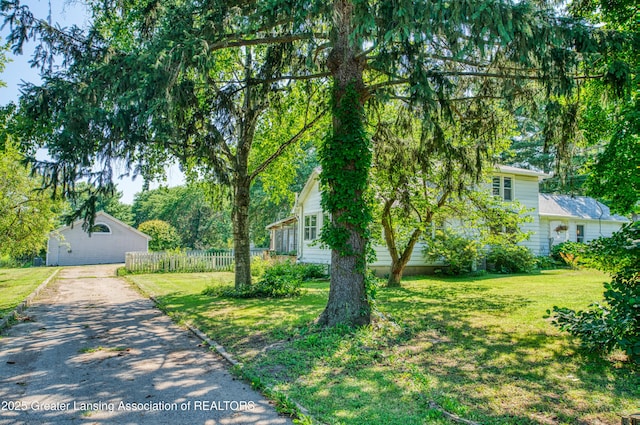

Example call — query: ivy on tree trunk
[318,0,372,326]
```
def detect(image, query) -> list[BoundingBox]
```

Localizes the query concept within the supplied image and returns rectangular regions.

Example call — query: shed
[46,211,151,266]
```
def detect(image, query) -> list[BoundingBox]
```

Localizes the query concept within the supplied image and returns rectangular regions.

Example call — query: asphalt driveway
[0,265,292,425]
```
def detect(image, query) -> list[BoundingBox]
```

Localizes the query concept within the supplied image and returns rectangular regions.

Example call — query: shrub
[423,230,482,275]
[204,261,327,299]
[551,241,586,268]
[250,255,272,277]
[551,222,640,363]
[486,244,536,274]
[138,220,182,251]
[534,255,557,270]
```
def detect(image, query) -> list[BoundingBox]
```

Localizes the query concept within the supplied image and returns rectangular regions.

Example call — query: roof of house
[539,194,629,222]
[54,211,152,239]
[265,215,297,230]
[496,165,549,179]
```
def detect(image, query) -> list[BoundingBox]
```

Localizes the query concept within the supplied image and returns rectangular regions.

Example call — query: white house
[46,211,151,266]
[267,166,630,275]
[539,193,629,254]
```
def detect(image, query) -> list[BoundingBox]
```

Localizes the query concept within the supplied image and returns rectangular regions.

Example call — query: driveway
[0,265,292,425]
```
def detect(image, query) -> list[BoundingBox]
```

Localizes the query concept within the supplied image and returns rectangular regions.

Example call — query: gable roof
[496,165,549,179]
[539,194,629,222]
[54,211,152,240]
[292,167,321,212]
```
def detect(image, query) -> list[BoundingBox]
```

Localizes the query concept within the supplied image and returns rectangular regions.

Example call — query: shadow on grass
[151,279,638,425]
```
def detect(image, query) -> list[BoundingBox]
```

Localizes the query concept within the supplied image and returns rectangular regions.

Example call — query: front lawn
[0,267,59,318]
[127,269,639,424]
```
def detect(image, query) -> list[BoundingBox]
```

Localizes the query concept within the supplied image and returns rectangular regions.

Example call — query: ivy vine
[319,82,372,258]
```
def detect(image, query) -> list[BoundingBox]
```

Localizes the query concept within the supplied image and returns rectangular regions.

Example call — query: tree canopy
[2,0,632,325]
[0,108,62,258]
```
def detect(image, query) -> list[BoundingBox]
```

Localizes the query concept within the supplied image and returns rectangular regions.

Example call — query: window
[492,176,513,201]
[576,225,585,243]
[90,223,111,234]
[304,215,317,241]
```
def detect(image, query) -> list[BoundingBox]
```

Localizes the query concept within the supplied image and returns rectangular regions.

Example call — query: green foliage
[66,182,133,225]
[585,98,640,215]
[486,244,536,274]
[204,261,326,299]
[138,220,181,251]
[551,222,640,363]
[534,255,558,270]
[133,185,232,249]
[551,241,587,268]
[424,230,482,276]
[0,137,62,258]
[319,83,372,256]
[250,255,271,278]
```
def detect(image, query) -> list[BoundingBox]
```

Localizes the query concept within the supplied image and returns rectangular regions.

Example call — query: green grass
[127,269,639,425]
[0,267,59,318]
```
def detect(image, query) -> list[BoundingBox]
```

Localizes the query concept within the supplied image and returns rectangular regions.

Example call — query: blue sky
[1,0,184,204]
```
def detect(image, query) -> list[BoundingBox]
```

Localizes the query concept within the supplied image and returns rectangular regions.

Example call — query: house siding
[287,166,627,275]
[507,173,541,255]
[298,180,331,264]
[540,216,627,255]
[47,213,149,266]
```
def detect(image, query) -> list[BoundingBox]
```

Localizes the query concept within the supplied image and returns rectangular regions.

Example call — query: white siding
[47,213,149,266]
[370,243,431,267]
[298,179,331,264]
[512,174,542,255]
[539,216,626,255]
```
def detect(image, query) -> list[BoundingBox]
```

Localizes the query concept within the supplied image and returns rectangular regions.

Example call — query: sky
[1,0,184,204]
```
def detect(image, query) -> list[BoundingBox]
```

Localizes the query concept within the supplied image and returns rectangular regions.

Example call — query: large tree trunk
[232,47,257,291]
[232,174,252,290]
[318,0,371,327]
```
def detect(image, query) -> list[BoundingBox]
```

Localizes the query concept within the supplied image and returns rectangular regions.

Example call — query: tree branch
[249,108,328,181]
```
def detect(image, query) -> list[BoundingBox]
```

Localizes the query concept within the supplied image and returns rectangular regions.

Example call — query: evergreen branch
[206,33,319,52]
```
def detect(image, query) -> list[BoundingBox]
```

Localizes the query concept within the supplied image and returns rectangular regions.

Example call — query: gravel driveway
[0,265,292,425]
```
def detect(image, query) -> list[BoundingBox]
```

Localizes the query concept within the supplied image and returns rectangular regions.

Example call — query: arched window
[90,223,112,234]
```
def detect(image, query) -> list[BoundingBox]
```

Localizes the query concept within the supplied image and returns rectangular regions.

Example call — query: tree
[66,182,133,225]
[0,117,61,258]
[132,185,232,249]
[571,0,639,215]
[370,98,516,285]
[138,220,181,251]
[3,0,628,326]
[311,0,625,326]
[585,111,639,217]
[3,1,327,290]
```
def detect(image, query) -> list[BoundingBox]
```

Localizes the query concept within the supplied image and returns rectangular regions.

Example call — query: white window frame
[304,214,318,241]
[90,222,112,234]
[576,224,585,243]
[492,176,513,201]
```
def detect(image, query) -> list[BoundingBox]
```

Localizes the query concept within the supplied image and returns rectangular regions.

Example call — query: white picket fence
[125,249,267,273]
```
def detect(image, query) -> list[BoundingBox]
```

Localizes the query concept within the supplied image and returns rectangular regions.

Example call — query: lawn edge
[0,268,60,333]
[123,274,318,424]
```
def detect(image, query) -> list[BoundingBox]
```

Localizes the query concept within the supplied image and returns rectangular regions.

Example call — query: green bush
[551,241,586,268]
[204,261,327,299]
[138,220,182,251]
[486,244,536,274]
[551,222,640,363]
[423,230,482,276]
[250,255,272,277]
[534,255,558,270]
